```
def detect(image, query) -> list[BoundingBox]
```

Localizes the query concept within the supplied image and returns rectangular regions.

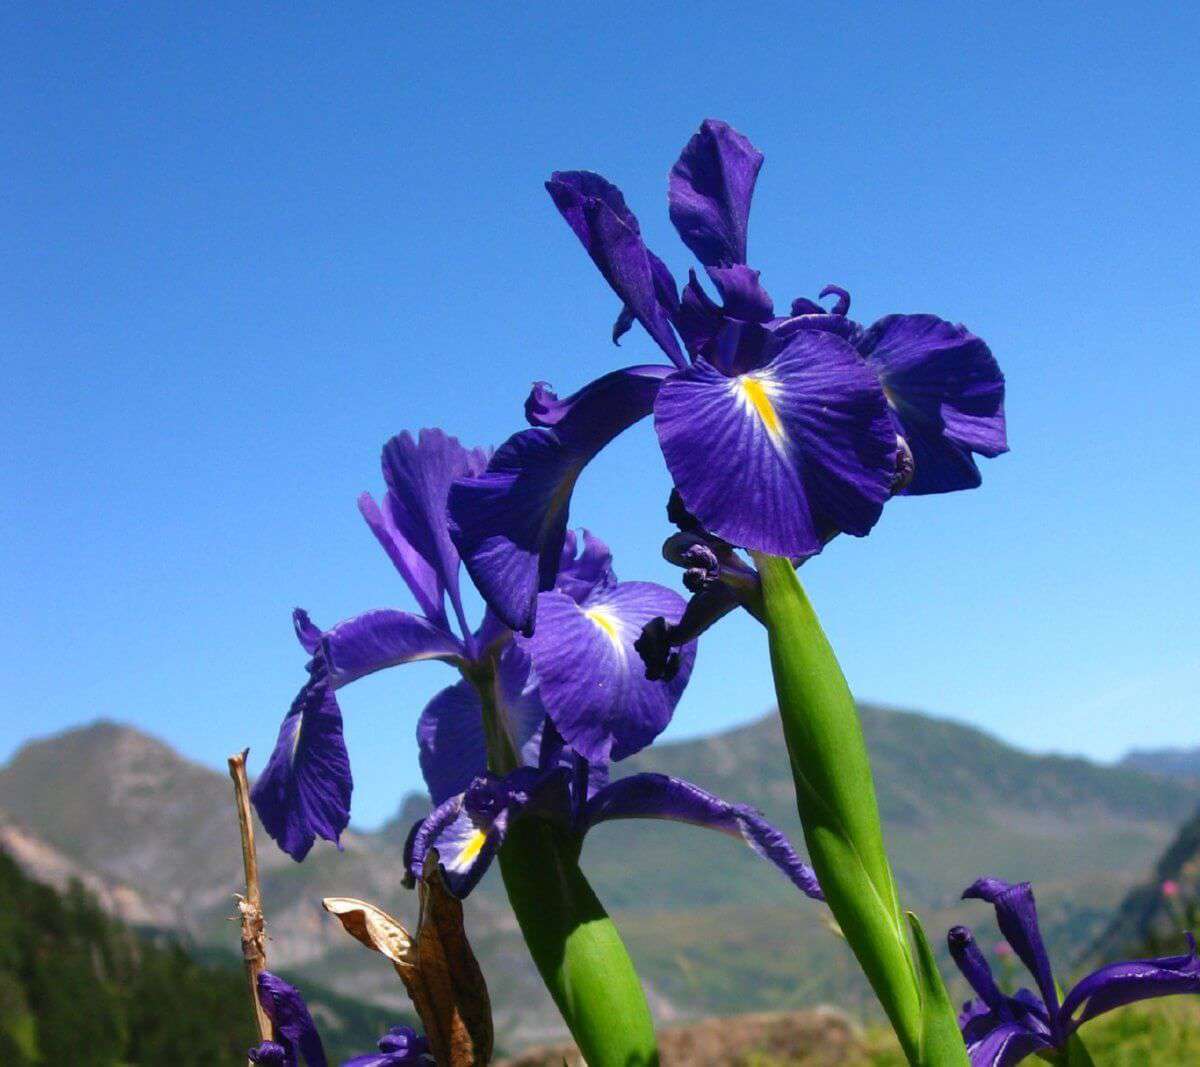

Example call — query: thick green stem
[473,656,660,1066]
[499,821,659,1067]
[753,553,966,1067]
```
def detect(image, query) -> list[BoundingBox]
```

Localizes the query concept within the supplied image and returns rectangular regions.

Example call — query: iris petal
[357,492,446,628]
[546,171,684,366]
[654,330,895,556]
[1060,935,1200,1030]
[256,972,328,1067]
[524,581,694,763]
[582,772,823,900]
[668,118,763,268]
[321,609,465,686]
[964,1020,1052,1067]
[857,314,1006,495]
[251,659,352,863]
[416,681,487,806]
[963,879,1062,1026]
[449,365,673,634]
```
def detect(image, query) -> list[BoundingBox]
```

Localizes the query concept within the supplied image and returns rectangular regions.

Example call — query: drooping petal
[251,659,352,862]
[581,772,822,900]
[668,119,763,268]
[963,879,1061,1027]
[417,681,487,806]
[546,171,685,366]
[256,972,328,1067]
[380,429,491,623]
[358,491,446,628]
[449,365,673,634]
[963,1020,1053,1067]
[856,314,1007,495]
[321,609,464,687]
[654,330,896,556]
[1059,934,1200,1030]
[525,581,695,762]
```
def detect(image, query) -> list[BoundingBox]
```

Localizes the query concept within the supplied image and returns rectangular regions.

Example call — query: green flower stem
[473,656,660,1067]
[753,552,965,1067]
[499,820,660,1067]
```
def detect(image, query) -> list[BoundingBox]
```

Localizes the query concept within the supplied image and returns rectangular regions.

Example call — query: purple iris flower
[448,119,1007,634]
[342,1025,434,1066]
[949,877,1200,1066]
[249,972,327,1067]
[446,118,1008,633]
[252,429,696,860]
[405,719,822,902]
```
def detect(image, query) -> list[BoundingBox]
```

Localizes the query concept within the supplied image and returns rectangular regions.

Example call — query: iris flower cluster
[252,427,820,902]
[949,878,1200,1066]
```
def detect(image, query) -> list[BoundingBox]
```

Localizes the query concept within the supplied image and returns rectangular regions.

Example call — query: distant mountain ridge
[1,707,1195,1047]
[1120,746,1200,782]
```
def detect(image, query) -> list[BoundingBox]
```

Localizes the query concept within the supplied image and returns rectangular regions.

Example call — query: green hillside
[0,848,410,1064]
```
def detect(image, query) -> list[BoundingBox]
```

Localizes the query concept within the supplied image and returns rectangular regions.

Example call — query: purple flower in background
[250,972,327,1067]
[449,119,1006,633]
[406,719,822,902]
[252,429,695,860]
[343,1025,434,1066]
[949,877,1200,1066]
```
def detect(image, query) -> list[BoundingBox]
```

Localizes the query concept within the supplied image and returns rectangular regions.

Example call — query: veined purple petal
[706,265,774,322]
[654,330,895,556]
[669,119,763,268]
[857,314,1007,495]
[256,972,328,1067]
[964,1020,1052,1067]
[547,171,685,366]
[525,581,695,762]
[357,492,446,628]
[321,609,464,687]
[964,879,1062,1028]
[1060,934,1200,1030]
[449,365,672,634]
[251,660,352,863]
[380,429,491,626]
[417,681,487,806]
[581,772,822,899]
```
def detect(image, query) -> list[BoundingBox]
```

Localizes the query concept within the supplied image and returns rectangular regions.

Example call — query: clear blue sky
[3,4,1197,828]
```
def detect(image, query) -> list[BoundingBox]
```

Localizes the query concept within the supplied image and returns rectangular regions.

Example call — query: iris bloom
[949,877,1200,1066]
[252,429,695,860]
[343,1026,434,1067]
[248,972,327,1067]
[405,719,822,902]
[449,119,1006,634]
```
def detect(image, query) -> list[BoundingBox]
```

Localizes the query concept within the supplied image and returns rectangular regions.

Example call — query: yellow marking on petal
[458,829,488,866]
[734,374,786,445]
[585,606,624,651]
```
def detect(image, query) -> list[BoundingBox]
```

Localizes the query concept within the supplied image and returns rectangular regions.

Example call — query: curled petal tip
[818,284,851,317]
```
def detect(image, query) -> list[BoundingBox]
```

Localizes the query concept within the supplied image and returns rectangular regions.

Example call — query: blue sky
[3,4,1197,828]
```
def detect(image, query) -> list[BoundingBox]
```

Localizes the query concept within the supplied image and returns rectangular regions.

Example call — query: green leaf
[907,912,969,1067]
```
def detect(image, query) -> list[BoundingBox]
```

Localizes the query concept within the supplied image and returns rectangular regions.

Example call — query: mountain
[1121,746,1200,782]
[1088,801,1200,963]
[1,707,1195,1048]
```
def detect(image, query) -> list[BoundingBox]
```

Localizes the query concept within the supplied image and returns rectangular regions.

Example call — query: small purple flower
[449,119,1006,633]
[406,720,823,902]
[253,430,696,859]
[950,877,1200,1066]
[251,972,327,1067]
[342,1025,434,1066]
